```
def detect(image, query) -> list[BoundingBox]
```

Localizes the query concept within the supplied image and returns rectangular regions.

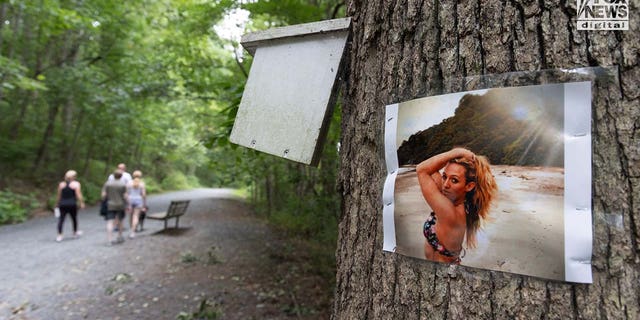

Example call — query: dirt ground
[0,189,333,320]
[392,165,566,281]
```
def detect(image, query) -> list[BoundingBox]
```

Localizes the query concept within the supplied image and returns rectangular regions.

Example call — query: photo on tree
[382,81,593,283]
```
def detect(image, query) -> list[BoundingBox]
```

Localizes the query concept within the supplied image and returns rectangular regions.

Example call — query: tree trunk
[104,146,114,177]
[132,130,142,166]
[0,4,21,104]
[7,4,21,60]
[62,104,85,168]
[60,32,81,164]
[0,3,8,51]
[33,103,60,171]
[81,138,93,178]
[265,170,274,217]
[333,0,639,319]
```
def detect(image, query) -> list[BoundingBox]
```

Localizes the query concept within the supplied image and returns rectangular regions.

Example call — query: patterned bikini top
[423,212,459,258]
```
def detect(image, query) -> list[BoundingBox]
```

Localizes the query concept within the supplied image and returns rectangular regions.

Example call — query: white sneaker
[56,235,63,242]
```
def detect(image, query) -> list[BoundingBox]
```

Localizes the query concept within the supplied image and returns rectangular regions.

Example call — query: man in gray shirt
[102,169,128,244]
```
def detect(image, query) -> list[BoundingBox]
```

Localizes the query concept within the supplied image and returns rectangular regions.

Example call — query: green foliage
[244,0,345,26]
[142,177,162,194]
[0,55,48,92]
[269,195,338,243]
[81,181,105,207]
[0,190,38,224]
[0,136,38,167]
[180,251,198,264]
[160,171,201,191]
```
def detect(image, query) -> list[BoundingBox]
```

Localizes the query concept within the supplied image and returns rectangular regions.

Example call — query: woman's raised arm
[416,148,474,176]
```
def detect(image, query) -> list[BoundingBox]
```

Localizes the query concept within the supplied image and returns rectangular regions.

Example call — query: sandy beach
[392,165,565,281]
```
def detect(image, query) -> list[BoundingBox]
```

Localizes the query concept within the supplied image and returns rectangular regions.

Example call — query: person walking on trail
[55,170,85,242]
[107,163,132,232]
[107,163,133,185]
[102,169,128,245]
[126,170,147,239]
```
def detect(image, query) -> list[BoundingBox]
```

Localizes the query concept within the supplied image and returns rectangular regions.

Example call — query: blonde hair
[64,170,77,181]
[450,155,498,248]
[132,170,143,188]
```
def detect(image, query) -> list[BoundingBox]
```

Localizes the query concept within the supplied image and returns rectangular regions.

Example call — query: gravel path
[0,188,331,320]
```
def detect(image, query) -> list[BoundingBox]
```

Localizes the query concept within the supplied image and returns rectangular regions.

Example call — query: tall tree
[333,0,639,319]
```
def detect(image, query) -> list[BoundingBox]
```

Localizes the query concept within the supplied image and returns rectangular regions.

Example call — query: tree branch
[331,2,345,19]
[234,46,248,78]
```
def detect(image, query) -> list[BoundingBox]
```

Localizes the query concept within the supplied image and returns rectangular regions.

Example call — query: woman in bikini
[416,147,497,264]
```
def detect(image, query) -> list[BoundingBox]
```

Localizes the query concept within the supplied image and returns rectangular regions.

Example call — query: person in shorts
[126,170,147,238]
[102,169,128,245]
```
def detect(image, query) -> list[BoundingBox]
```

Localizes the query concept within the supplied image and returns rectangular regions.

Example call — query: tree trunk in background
[67,107,86,165]
[0,3,7,51]
[333,0,639,319]
[132,131,142,166]
[81,139,93,178]
[0,3,7,108]
[265,170,274,217]
[0,4,21,104]
[60,32,81,165]
[7,4,20,61]
[33,103,60,172]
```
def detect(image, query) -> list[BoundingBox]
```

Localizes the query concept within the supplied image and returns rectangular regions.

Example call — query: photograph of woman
[416,147,497,264]
[383,82,593,283]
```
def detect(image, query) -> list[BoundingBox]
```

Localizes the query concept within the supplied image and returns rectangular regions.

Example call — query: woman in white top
[126,170,147,238]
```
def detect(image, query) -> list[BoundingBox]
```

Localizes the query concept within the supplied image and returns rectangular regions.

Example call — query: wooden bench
[145,200,190,230]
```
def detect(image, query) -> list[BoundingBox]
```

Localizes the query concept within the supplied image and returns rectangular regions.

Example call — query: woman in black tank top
[55,170,85,242]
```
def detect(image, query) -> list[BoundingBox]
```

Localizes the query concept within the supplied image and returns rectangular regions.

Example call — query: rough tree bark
[334,0,639,319]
